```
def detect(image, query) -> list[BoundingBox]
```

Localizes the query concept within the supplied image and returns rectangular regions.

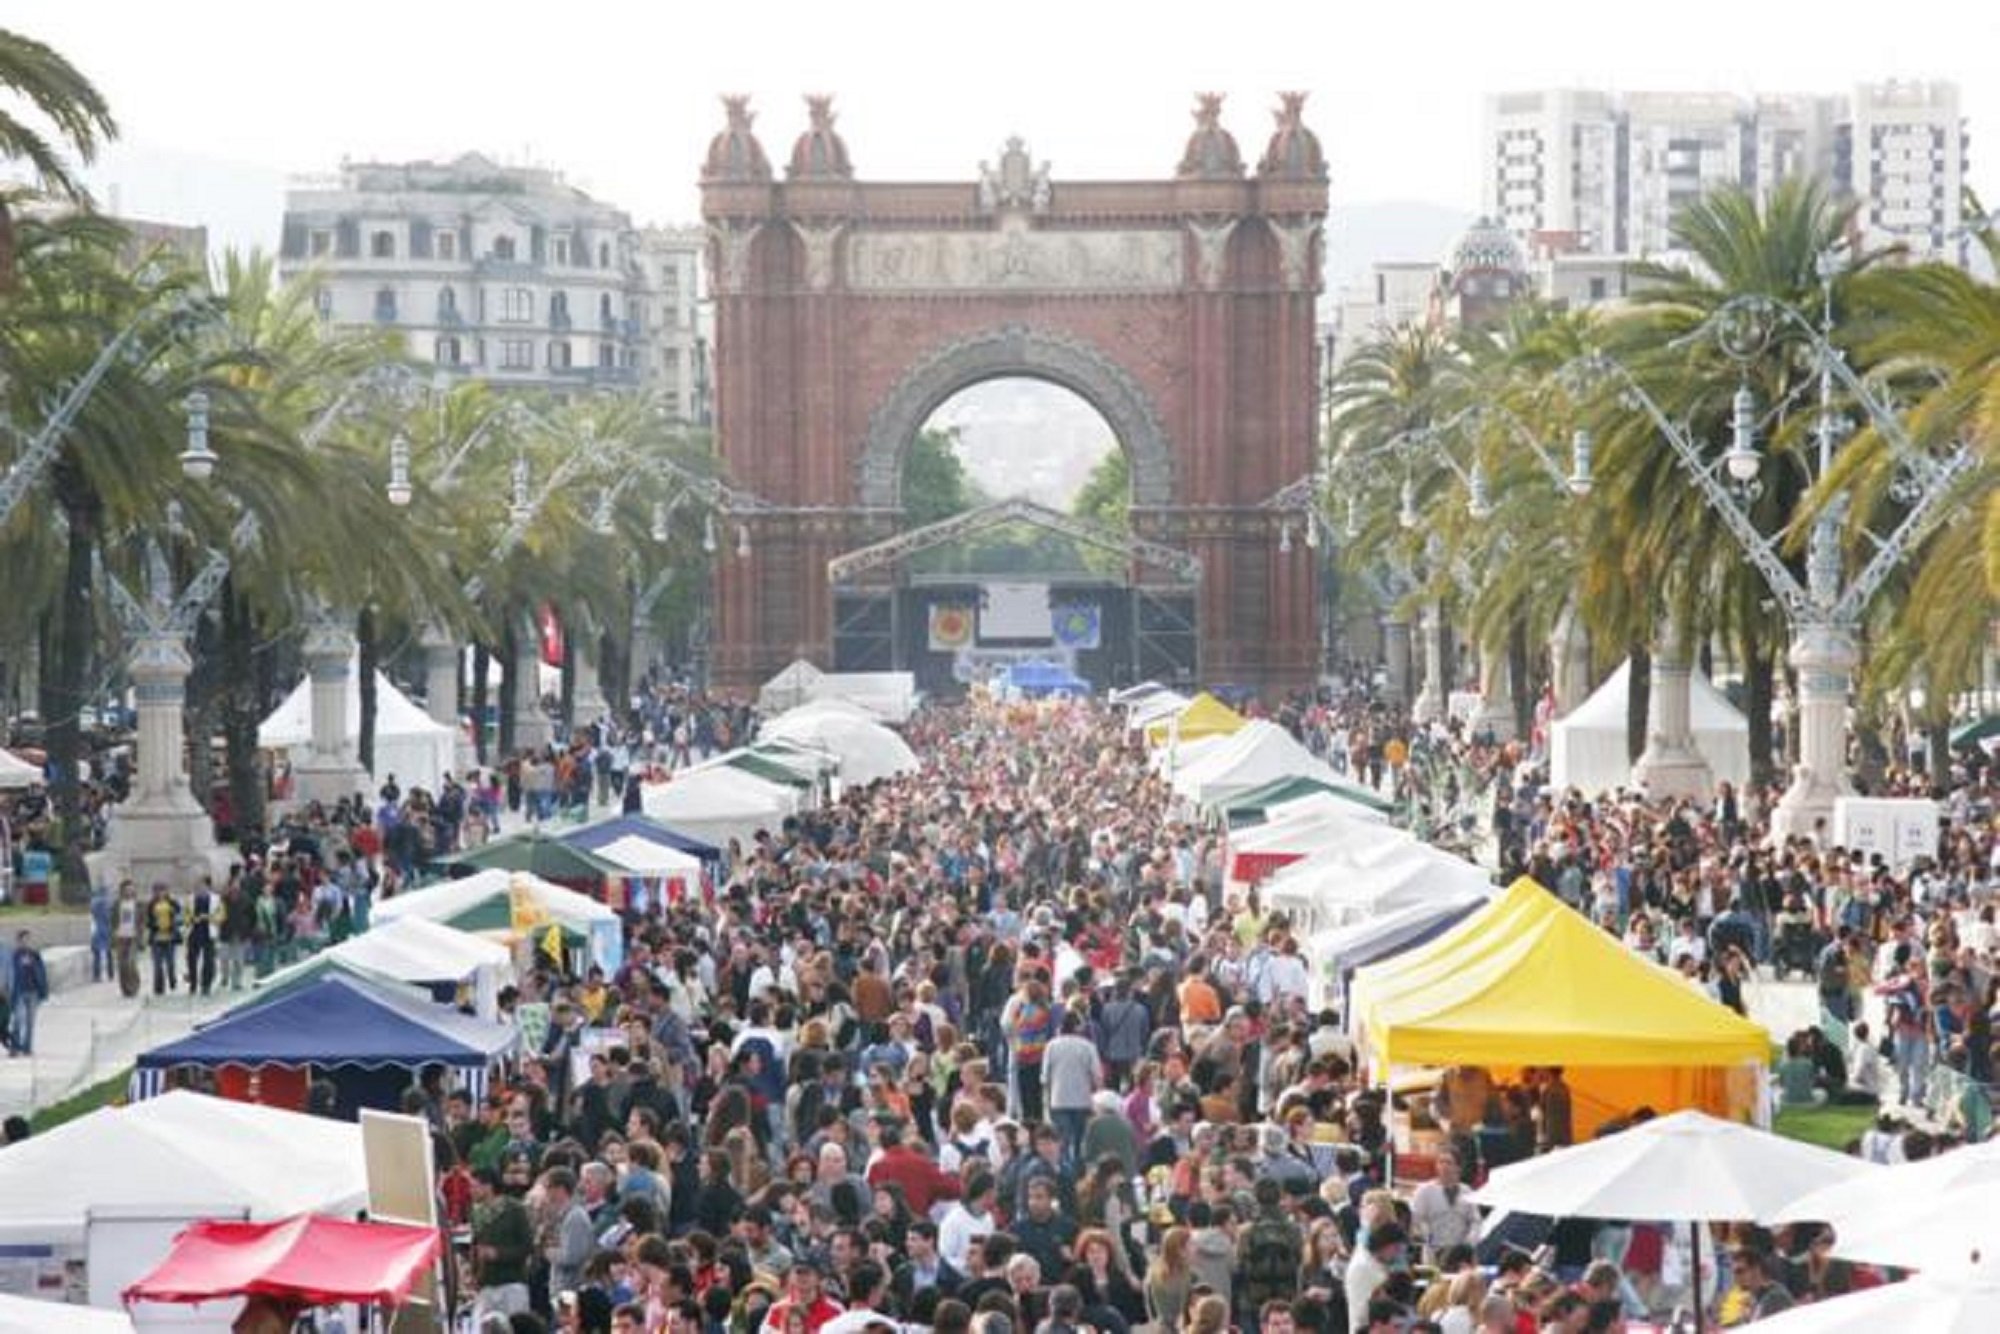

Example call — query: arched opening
[904,376,1126,543]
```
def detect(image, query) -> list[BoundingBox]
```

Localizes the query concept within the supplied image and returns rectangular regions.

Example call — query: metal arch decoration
[826,496,1200,584]
[855,324,1176,510]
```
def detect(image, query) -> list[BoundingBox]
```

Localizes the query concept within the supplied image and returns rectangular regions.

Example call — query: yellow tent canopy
[1144,691,1247,746]
[1350,878,1774,1132]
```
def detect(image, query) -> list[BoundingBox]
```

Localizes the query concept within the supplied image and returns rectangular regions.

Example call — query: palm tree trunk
[560,628,577,733]
[185,607,219,833]
[1626,637,1651,764]
[1927,718,1951,792]
[1505,619,1532,742]
[220,582,268,837]
[1744,637,1778,792]
[601,626,625,726]
[357,606,378,777]
[49,481,98,904]
[0,199,15,295]
[497,627,517,758]
[470,643,490,765]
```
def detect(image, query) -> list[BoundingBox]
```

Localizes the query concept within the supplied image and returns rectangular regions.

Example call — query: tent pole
[1691,1221,1704,1334]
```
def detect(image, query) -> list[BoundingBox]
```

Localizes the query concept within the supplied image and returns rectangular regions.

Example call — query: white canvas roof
[1125,690,1192,730]
[0,1292,136,1332]
[1171,720,1338,806]
[256,915,511,992]
[0,748,41,791]
[594,834,704,877]
[0,1091,365,1246]
[1550,659,1750,797]
[372,868,618,930]
[642,768,796,849]
[760,706,920,787]
[757,659,825,714]
[258,666,457,795]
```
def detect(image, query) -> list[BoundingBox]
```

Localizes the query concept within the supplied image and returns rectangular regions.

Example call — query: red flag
[538,604,565,667]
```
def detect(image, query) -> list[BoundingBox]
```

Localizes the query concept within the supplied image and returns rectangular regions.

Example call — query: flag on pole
[540,923,566,970]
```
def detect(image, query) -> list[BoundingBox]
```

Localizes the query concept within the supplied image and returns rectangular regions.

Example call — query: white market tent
[0,748,42,790]
[593,834,704,877]
[253,915,514,1019]
[759,704,920,787]
[1271,844,1495,932]
[0,1091,365,1248]
[258,667,457,795]
[1170,719,1340,807]
[1149,730,1233,775]
[1109,680,1174,707]
[1226,796,1403,874]
[1124,690,1191,730]
[372,868,622,972]
[758,659,826,715]
[1550,659,1750,797]
[642,767,797,849]
[1305,894,1490,1011]
[0,1292,136,1332]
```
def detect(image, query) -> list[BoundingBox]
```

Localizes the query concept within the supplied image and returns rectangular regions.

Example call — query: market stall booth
[1350,878,1773,1139]
[1143,691,1246,747]
[251,915,514,1020]
[257,669,456,797]
[133,973,517,1117]
[124,1214,440,1329]
[640,765,798,850]
[1549,659,1750,797]
[373,868,623,974]
[0,1092,365,1323]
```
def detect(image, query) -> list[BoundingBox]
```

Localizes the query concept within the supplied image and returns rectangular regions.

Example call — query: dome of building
[788,95,853,180]
[703,95,772,183]
[1256,92,1328,180]
[1447,217,1527,278]
[1178,93,1244,179]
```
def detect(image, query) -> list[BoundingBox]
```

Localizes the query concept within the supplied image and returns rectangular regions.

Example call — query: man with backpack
[1234,1177,1303,1334]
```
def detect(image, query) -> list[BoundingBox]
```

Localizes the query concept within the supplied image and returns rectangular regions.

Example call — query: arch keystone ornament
[700,95,1328,688]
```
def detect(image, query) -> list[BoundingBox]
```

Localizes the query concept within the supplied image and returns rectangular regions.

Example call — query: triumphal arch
[699,93,1329,690]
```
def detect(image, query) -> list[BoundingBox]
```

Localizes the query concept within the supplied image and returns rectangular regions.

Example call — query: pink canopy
[124,1214,440,1310]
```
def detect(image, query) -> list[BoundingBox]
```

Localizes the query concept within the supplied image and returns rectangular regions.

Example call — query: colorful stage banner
[1050,603,1101,649]
[928,604,975,651]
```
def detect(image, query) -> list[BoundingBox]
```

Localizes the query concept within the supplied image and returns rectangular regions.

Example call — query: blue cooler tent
[1001,661,1090,698]
[134,972,517,1118]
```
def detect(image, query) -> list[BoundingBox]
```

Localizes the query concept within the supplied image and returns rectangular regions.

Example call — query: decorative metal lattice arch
[855,324,1176,511]
[827,496,1200,584]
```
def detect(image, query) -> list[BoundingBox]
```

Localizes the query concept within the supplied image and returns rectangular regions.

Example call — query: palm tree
[1594,177,1864,788]
[0,27,118,288]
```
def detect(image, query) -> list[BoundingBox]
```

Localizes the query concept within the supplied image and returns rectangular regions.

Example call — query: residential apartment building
[279,153,707,408]
[1483,81,1970,264]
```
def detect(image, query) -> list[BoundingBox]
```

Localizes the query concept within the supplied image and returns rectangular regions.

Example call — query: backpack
[1238,1214,1300,1300]
[1817,944,1849,995]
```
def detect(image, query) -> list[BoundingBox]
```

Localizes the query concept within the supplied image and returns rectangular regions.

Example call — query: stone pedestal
[1474,650,1517,743]
[570,644,609,734]
[1412,603,1446,724]
[89,630,234,892]
[291,618,371,806]
[513,632,554,754]
[1550,607,1593,715]
[421,624,475,775]
[1633,632,1713,801]
[1770,621,1858,844]
[1382,617,1412,707]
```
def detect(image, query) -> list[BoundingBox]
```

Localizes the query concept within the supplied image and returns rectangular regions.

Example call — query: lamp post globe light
[178,390,217,481]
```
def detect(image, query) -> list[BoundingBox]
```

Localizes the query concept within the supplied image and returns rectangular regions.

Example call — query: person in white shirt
[1408,1152,1482,1263]
[937,1173,997,1272]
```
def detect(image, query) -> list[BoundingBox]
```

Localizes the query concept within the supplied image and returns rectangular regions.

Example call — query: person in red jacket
[865,1122,963,1217]
[759,1260,844,1334]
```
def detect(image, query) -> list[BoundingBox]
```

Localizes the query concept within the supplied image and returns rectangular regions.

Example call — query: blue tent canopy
[561,812,723,870]
[1002,660,1090,697]
[136,972,515,1081]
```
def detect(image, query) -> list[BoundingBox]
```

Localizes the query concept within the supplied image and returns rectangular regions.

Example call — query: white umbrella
[1747,1256,2000,1333]
[1474,1110,1876,1332]
[1778,1138,2000,1269]
[1473,1110,1875,1222]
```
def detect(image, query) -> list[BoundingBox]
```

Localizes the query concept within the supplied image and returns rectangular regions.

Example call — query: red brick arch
[700,97,1329,690]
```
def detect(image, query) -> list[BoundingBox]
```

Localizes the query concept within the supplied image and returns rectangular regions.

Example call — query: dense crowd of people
[11,663,2000,1332]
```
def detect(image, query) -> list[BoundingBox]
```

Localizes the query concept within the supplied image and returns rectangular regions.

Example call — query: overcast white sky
[10,0,1997,262]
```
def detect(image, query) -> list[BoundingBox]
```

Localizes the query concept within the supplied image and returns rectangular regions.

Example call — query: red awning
[124,1214,440,1309]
